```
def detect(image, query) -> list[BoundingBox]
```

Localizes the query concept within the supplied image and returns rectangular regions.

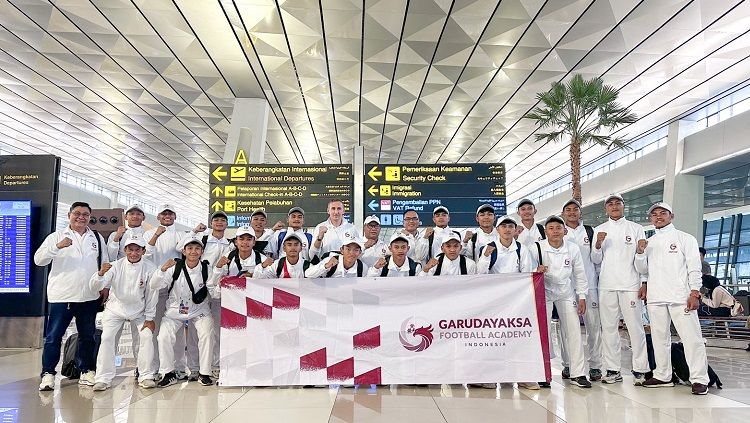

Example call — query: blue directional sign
[363,164,506,227]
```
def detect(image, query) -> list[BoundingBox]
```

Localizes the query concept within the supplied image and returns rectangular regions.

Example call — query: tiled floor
[1,345,749,423]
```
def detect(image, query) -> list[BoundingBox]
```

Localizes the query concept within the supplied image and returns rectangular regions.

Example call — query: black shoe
[589,369,602,382]
[570,376,592,388]
[561,367,570,379]
[691,383,708,395]
[198,374,213,386]
[157,372,178,388]
[134,367,139,379]
[538,381,551,388]
[745,343,750,352]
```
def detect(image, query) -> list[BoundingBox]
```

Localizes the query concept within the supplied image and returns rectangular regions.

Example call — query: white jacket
[591,218,646,291]
[463,228,499,261]
[634,224,702,305]
[309,220,360,259]
[143,225,183,269]
[213,251,266,278]
[517,223,545,246]
[564,223,599,293]
[150,260,215,320]
[89,257,159,320]
[361,240,388,267]
[34,227,109,303]
[107,225,146,260]
[365,257,422,277]
[305,255,368,278]
[532,239,588,302]
[253,257,309,279]
[476,240,534,274]
[186,232,231,267]
[266,227,313,259]
[419,255,478,276]
[415,226,461,261]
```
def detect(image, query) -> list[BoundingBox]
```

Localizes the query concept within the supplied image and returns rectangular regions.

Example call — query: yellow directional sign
[211,186,223,197]
[224,200,236,212]
[224,185,236,197]
[379,185,391,196]
[234,149,248,164]
[230,166,246,181]
[212,166,227,182]
[368,185,378,196]
[367,166,382,181]
[385,166,400,181]
[211,201,223,212]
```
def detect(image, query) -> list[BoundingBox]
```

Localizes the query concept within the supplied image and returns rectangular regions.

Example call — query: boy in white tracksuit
[254,232,311,279]
[532,216,591,388]
[591,194,650,385]
[560,199,603,382]
[152,235,216,387]
[635,202,710,395]
[306,238,369,278]
[462,204,499,261]
[366,233,423,277]
[90,234,159,390]
[419,233,479,276]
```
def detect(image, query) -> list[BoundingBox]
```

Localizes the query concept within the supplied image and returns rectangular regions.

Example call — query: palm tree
[524,74,637,204]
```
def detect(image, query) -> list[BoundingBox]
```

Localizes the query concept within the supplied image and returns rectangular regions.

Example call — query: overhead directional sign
[209,164,353,228]
[363,164,506,227]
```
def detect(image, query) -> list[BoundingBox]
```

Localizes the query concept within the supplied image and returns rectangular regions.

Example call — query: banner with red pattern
[218,273,549,386]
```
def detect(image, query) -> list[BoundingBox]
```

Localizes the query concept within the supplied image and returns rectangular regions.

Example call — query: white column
[223,98,269,164]
[352,146,364,229]
[663,120,704,240]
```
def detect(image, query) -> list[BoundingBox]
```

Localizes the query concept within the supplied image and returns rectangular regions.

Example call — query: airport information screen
[0,201,31,293]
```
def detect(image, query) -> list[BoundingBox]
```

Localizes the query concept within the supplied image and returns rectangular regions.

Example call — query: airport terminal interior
[1,0,750,422]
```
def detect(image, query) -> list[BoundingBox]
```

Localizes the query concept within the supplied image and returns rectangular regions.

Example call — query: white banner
[218,273,550,386]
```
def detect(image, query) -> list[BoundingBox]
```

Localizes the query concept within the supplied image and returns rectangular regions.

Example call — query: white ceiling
[1,0,750,222]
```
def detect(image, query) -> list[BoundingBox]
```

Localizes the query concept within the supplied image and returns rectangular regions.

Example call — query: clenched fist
[423,258,439,272]
[364,239,376,249]
[155,226,167,236]
[113,226,127,242]
[536,265,548,273]
[56,237,73,249]
[374,257,387,269]
[595,232,607,249]
[161,258,177,272]
[483,244,496,257]
[193,223,207,233]
[636,239,648,254]
[261,257,274,268]
[216,256,230,268]
[325,256,339,269]
[272,221,285,231]
[317,226,328,238]
[98,262,112,277]
[423,227,434,239]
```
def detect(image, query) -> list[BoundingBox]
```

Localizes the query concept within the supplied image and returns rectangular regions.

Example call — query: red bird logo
[399,319,434,352]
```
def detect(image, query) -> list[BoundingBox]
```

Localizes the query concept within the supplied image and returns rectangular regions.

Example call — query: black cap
[517,198,535,209]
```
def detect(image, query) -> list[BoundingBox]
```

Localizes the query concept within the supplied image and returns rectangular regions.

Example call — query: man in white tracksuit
[366,233,422,277]
[516,198,546,246]
[591,194,650,385]
[90,234,159,390]
[419,233,478,276]
[213,225,267,283]
[635,202,710,395]
[532,215,592,388]
[265,207,313,260]
[560,199,603,382]
[254,233,311,279]
[310,199,361,262]
[463,204,499,261]
[306,238,369,278]
[152,235,216,387]
[361,215,388,267]
[415,206,463,263]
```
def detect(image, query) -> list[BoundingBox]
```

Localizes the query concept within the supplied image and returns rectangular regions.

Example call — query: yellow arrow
[367,166,382,181]
[211,201,223,212]
[212,166,227,182]
[368,185,378,196]
[211,186,223,197]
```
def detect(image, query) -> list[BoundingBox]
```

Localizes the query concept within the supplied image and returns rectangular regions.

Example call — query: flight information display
[0,201,31,293]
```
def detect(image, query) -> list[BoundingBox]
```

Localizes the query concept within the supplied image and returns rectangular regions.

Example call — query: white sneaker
[518,382,540,390]
[92,382,109,391]
[139,379,156,389]
[39,373,55,391]
[78,371,96,386]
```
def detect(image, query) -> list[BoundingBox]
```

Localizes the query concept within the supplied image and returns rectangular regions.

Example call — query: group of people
[34,193,713,396]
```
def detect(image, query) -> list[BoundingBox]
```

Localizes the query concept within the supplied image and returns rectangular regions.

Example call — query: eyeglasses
[71,211,91,218]
[403,217,419,222]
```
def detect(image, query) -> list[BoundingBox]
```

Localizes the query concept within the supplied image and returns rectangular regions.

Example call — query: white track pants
[95,310,154,384]
[561,291,603,370]
[648,303,709,385]
[210,297,221,370]
[158,313,213,376]
[599,290,650,373]
[547,297,586,379]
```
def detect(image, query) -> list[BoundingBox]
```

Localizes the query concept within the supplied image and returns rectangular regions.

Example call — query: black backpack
[427,230,462,260]
[169,258,210,304]
[325,257,364,277]
[227,249,261,276]
[275,257,311,278]
[379,256,418,277]
[536,223,546,240]
[479,241,522,271]
[433,253,468,276]
[60,329,102,379]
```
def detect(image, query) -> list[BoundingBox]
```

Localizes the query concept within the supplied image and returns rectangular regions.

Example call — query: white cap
[282,232,304,244]
[288,207,305,216]
[604,193,624,204]
[441,232,462,245]
[476,204,495,215]
[211,210,228,220]
[389,232,410,244]
[235,225,254,238]
[517,198,535,209]
[341,237,366,250]
[433,205,449,215]
[561,199,581,210]
[179,235,203,250]
[251,208,267,218]
[364,215,380,226]
[158,204,175,214]
[126,204,144,214]
[496,215,518,227]
[544,215,565,226]
[647,202,673,215]
[123,234,146,248]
